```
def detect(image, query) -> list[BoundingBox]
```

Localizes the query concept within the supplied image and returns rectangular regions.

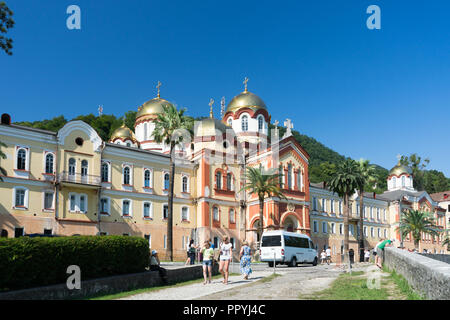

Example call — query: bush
[0,235,149,291]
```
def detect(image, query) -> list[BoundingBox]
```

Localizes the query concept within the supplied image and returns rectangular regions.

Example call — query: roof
[5,123,58,136]
[309,182,390,202]
[380,189,425,201]
[430,191,450,202]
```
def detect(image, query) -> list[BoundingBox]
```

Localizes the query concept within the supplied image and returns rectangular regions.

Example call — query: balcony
[58,171,101,188]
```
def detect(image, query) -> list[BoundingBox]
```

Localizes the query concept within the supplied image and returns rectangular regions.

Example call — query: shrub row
[0,235,149,291]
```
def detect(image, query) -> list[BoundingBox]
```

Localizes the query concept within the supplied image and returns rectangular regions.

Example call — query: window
[213,237,218,249]
[68,158,76,176]
[330,200,334,213]
[402,176,405,187]
[15,189,26,207]
[241,115,248,131]
[322,199,326,212]
[350,225,354,236]
[144,169,151,188]
[44,192,54,210]
[182,176,188,193]
[123,166,131,185]
[45,153,54,174]
[226,173,232,191]
[393,177,397,188]
[17,148,26,170]
[70,194,76,211]
[14,227,24,238]
[357,204,360,215]
[100,198,109,214]
[258,116,263,132]
[364,226,367,236]
[101,162,109,182]
[164,173,170,190]
[227,117,232,126]
[339,201,342,215]
[370,207,373,219]
[145,234,151,248]
[164,235,167,249]
[313,221,318,233]
[44,229,52,235]
[339,224,343,235]
[181,207,189,221]
[216,171,222,189]
[377,228,381,238]
[143,202,151,218]
[144,123,148,140]
[81,160,88,176]
[229,209,235,223]
[298,170,303,191]
[383,229,387,238]
[122,200,130,216]
[278,165,283,187]
[230,238,235,249]
[79,195,86,213]
[370,227,374,238]
[377,208,380,220]
[383,209,386,221]
[322,222,327,233]
[213,206,219,221]
[163,204,168,219]
[331,223,335,234]
[287,164,292,189]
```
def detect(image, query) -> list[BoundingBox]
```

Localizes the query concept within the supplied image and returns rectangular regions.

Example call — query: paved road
[122,261,373,300]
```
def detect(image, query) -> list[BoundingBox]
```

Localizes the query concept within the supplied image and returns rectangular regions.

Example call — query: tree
[241,167,286,246]
[442,232,450,251]
[0,1,14,55]
[327,159,364,264]
[0,141,7,181]
[357,159,377,261]
[400,153,429,191]
[396,209,441,251]
[309,162,337,184]
[153,104,193,261]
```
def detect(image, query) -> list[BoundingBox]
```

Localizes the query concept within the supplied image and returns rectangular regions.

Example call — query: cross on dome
[243,77,249,92]
[209,98,214,118]
[156,81,161,98]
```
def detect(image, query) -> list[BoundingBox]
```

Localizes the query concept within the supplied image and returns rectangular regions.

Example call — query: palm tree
[241,167,286,246]
[357,159,377,261]
[442,231,450,251]
[153,104,193,261]
[396,209,441,251]
[327,159,364,264]
[0,141,7,181]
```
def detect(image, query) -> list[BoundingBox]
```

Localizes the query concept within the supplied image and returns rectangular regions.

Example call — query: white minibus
[260,230,318,267]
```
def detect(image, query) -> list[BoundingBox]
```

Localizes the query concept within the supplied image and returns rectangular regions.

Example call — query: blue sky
[2,0,450,176]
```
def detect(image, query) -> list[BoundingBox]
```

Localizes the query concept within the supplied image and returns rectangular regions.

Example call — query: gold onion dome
[110,124,138,143]
[195,117,230,137]
[389,161,413,176]
[136,97,173,119]
[225,90,267,114]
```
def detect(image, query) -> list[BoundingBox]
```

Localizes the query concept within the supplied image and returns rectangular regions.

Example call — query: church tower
[387,159,414,191]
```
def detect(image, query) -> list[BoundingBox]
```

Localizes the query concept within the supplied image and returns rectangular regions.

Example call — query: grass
[382,266,424,300]
[259,273,282,283]
[87,273,240,300]
[301,272,390,300]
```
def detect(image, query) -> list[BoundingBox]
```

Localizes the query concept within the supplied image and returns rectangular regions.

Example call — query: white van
[260,230,318,267]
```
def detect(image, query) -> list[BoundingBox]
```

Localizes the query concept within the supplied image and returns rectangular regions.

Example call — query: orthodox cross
[220,96,225,118]
[98,105,103,116]
[284,118,293,133]
[243,77,249,92]
[209,98,214,118]
[273,120,279,137]
[156,81,161,98]
[396,154,402,164]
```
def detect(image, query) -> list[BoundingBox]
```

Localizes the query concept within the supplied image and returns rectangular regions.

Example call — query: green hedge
[0,235,149,291]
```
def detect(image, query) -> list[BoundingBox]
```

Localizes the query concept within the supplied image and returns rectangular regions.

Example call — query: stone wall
[0,264,219,300]
[384,247,450,300]
[418,253,450,264]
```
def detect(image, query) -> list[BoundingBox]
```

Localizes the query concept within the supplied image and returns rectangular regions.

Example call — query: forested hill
[13,114,449,194]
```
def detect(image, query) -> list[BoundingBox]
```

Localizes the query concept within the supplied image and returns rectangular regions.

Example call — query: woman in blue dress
[239,240,252,280]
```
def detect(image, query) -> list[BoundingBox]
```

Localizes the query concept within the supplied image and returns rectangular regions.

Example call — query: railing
[58,171,101,186]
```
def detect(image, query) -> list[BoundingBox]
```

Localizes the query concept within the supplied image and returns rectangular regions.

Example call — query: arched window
[15,188,26,207]
[258,116,263,132]
[401,176,405,187]
[81,160,88,176]
[278,165,283,187]
[298,169,303,191]
[144,169,151,188]
[17,149,26,170]
[226,173,232,190]
[68,158,76,176]
[45,153,54,174]
[181,207,189,221]
[287,163,292,189]
[182,176,188,192]
[143,202,151,218]
[123,166,130,185]
[241,115,248,132]
[144,122,148,140]
[213,206,219,221]
[216,171,222,189]
[164,173,170,190]
[101,162,109,182]
[392,177,397,188]
[227,117,232,126]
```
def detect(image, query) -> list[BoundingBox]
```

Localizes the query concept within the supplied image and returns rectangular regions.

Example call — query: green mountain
[14,114,449,194]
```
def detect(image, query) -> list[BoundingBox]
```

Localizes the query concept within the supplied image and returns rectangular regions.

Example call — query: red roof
[430,191,450,202]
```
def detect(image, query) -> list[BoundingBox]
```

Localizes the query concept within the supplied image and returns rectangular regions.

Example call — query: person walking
[239,240,252,280]
[219,236,233,284]
[364,249,370,262]
[320,250,327,264]
[185,239,198,265]
[201,241,214,284]
[325,246,332,265]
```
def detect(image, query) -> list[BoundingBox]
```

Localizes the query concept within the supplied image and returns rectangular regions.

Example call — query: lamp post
[399,197,403,248]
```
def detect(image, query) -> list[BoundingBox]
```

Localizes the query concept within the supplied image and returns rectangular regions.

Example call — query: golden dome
[136,97,173,119]
[110,124,138,143]
[194,117,231,137]
[389,162,412,176]
[225,90,267,114]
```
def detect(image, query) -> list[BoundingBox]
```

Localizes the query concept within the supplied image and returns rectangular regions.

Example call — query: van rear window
[261,235,282,247]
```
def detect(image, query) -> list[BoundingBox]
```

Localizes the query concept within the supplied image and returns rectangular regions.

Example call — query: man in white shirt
[325,247,332,265]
